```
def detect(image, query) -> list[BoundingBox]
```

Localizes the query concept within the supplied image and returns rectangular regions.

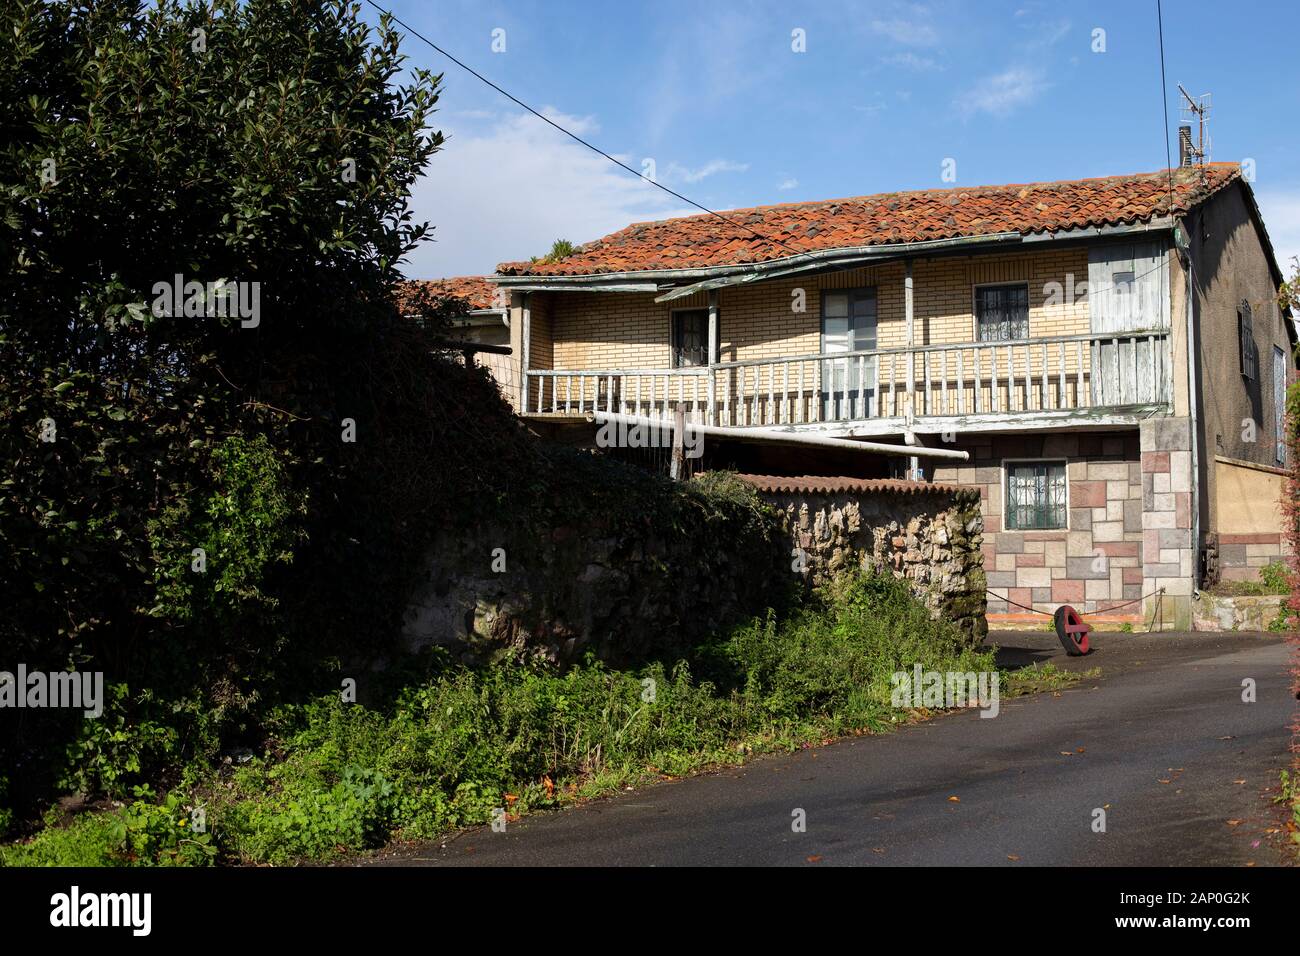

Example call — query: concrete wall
[1187,183,1296,555]
[1213,455,1289,580]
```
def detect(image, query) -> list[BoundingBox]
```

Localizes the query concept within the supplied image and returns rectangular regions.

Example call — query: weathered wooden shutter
[1088,240,1170,404]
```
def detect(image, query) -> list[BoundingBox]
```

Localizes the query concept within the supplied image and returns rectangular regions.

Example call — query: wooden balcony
[523,328,1173,437]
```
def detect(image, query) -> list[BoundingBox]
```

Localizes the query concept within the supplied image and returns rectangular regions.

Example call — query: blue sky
[384,0,1300,279]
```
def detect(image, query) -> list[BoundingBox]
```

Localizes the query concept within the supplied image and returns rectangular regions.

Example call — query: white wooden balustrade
[523,328,1171,430]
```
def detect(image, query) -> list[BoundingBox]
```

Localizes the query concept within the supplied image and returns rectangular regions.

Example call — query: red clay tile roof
[735,474,974,498]
[498,165,1241,277]
[399,276,502,312]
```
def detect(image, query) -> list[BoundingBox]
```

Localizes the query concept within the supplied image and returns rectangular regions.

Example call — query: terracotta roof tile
[399,276,502,312]
[498,165,1240,277]
[735,474,975,498]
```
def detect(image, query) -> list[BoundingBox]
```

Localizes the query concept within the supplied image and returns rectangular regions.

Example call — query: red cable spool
[1053,605,1092,656]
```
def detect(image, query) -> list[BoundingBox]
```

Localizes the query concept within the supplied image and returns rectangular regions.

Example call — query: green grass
[1002,662,1098,698]
[1,572,1063,867]
[1206,561,1291,597]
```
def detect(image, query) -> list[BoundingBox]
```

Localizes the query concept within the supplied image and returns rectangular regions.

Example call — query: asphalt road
[371,631,1297,867]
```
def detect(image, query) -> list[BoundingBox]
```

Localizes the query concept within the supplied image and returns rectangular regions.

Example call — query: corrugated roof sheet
[735,474,974,497]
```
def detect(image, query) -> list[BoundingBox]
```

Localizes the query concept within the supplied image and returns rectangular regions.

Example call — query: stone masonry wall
[747,478,988,644]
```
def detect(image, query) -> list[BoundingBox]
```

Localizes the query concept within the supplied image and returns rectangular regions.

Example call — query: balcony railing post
[707,290,719,426]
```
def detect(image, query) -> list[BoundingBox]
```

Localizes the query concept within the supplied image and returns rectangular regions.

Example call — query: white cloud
[777,177,799,191]
[954,67,1046,117]
[664,159,750,184]
[870,16,939,46]
[403,109,689,279]
[882,51,943,71]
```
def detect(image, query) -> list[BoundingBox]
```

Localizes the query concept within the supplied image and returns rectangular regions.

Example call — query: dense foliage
[0,572,1003,866]
[0,0,461,818]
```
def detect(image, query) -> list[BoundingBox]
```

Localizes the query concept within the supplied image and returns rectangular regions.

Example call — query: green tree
[0,0,451,807]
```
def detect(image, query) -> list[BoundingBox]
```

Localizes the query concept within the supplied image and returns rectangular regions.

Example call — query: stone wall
[740,476,987,644]
[399,471,991,664]
[399,472,788,666]
[1192,593,1287,632]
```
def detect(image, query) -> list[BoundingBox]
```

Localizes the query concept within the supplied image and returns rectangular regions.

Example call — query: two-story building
[479,162,1293,629]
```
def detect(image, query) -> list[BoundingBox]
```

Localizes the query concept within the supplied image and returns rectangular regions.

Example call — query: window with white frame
[1005,460,1068,530]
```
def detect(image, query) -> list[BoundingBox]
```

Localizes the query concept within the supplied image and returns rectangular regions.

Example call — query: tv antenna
[1177,85,1211,165]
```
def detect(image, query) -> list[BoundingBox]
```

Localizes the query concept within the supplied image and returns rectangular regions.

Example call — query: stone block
[1093,521,1124,542]
[1089,462,1131,482]
[1052,579,1085,602]
[1142,451,1170,473]
[1067,531,1094,556]
[1141,416,1191,452]
[995,533,1025,554]
[1016,566,1053,588]
[1086,578,1112,600]
[1066,556,1111,580]
[1169,451,1192,492]
[1145,510,1176,529]
[1071,481,1106,508]
[1123,498,1143,532]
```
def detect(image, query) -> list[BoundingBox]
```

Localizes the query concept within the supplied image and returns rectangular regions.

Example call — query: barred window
[976,284,1029,341]
[671,309,711,368]
[1238,301,1256,381]
[1005,461,1068,530]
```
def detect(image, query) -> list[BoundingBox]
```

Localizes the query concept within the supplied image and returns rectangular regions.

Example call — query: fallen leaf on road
[947,796,961,803]
[872,847,885,854]
[806,855,822,863]
[1226,819,1243,827]
[1076,747,1086,753]
[1007,854,1020,862]
[1059,751,1074,756]
[1233,779,1247,785]
[1158,779,1171,784]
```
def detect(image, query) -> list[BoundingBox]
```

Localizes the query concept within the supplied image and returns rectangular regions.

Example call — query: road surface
[370,630,1296,866]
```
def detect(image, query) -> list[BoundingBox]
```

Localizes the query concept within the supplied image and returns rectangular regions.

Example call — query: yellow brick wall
[540,248,1092,372]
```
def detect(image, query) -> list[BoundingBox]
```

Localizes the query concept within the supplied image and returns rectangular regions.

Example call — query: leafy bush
[1,571,994,866]
[60,685,180,799]
[1258,560,1290,595]
[0,787,214,867]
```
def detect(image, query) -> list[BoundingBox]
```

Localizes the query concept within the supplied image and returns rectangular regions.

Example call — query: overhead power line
[360,0,803,259]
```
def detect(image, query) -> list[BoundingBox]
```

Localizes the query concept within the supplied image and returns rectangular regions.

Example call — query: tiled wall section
[1218,533,1286,580]
[1139,417,1195,629]
[930,430,1147,618]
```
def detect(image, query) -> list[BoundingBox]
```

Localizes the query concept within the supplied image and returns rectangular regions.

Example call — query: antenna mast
[1176,85,1211,165]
